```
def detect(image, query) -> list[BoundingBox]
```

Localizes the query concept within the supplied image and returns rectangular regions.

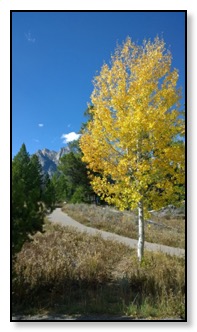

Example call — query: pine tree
[12,144,44,254]
[29,154,43,207]
[42,173,56,211]
[51,173,68,203]
[58,149,93,203]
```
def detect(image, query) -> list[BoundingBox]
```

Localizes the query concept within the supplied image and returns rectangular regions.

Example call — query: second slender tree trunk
[137,200,144,262]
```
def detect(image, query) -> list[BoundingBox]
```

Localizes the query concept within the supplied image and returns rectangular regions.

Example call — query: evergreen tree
[42,173,56,211]
[12,144,44,254]
[51,173,68,203]
[58,150,93,203]
[29,154,43,207]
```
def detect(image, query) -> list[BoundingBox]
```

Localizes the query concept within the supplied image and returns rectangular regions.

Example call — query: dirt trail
[48,208,185,258]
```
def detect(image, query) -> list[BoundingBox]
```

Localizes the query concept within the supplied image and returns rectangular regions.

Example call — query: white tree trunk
[137,200,144,262]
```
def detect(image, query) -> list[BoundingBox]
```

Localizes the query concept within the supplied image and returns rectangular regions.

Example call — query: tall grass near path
[62,203,185,249]
[12,221,185,319]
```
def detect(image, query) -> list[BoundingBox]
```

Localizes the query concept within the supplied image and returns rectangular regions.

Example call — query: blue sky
[12,11,186,156]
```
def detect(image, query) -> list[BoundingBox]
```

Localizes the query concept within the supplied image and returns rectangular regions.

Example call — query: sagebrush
[62,203,185,248]
[13,221,185,319]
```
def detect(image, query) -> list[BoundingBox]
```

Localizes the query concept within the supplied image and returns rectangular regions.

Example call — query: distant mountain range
[34,147,70,177]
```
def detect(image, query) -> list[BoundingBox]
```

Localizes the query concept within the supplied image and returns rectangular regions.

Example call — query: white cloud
[38,123,44,127]
[25,32,36,43]
[61,132,81,143]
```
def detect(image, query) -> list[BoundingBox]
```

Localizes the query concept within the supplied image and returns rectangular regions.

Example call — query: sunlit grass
[62,203,185,249]
[12,221,185,319]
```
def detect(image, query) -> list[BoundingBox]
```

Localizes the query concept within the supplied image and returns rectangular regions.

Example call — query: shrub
[13,224,129,298]
[62,203,185,248]
[12,222,185,319]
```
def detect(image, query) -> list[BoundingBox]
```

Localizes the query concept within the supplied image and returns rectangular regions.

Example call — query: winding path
[48,208,185,258]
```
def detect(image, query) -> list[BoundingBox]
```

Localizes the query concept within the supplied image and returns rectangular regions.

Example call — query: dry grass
[62,203,185,249]
[12,221,185,319]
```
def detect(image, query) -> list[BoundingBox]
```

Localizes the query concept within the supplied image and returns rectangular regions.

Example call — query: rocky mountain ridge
[34,147,70,177]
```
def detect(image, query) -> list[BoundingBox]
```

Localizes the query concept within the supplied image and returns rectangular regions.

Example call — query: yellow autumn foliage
[80,37,185,214]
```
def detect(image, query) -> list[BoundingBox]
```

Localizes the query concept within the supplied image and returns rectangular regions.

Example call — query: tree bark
[137,200,144,262]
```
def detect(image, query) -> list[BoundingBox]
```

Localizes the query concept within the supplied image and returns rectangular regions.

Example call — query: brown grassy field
[62,203,185,249]
[12,220,185,319]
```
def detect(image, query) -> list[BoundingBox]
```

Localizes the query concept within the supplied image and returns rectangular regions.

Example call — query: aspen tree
[80,37,185,261]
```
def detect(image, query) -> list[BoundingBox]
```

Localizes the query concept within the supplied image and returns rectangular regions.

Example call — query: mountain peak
[34,147,70,177]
